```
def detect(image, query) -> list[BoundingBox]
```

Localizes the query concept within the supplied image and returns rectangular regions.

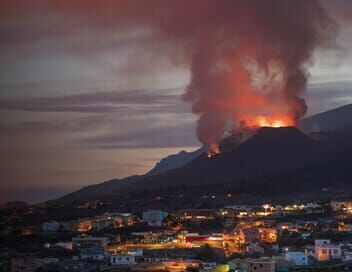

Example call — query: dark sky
[0,0,352,203]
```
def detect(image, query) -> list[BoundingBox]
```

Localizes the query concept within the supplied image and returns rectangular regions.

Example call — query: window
[322,249,327,254]
[333,249,339,254]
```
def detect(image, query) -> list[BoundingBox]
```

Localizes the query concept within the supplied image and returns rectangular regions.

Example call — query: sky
[0,0,352,203]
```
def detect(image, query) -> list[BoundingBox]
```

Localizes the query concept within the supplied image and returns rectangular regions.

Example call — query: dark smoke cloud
[0,0,338,147]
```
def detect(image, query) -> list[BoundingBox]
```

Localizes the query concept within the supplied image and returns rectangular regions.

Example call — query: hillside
[52,104,352,205]
[300,104,352,132]
[54,126,347,205]
[121,127,327,192]
[146,147,206,176]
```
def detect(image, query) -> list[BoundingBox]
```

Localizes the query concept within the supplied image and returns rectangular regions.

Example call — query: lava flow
[207,144,220,158]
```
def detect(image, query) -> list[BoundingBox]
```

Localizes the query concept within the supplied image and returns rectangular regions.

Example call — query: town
[2,199,352,272]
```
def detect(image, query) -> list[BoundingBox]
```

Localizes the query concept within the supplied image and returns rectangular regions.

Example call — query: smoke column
[52,0,337,148]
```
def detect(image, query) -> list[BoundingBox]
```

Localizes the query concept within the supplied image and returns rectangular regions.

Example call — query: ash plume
[46,0,337,147]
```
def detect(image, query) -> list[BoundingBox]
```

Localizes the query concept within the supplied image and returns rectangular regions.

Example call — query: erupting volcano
[178,1,337,155]
[65,0,337,155]
[207,114,296,157]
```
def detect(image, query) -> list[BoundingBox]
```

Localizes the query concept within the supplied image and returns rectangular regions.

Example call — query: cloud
[0,87,187,113]
[81,121,199,149]
[306,80,352,115]
[0,85,198,150]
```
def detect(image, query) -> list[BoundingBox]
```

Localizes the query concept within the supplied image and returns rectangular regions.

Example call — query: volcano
[128,126,324,191]
[49,104,352,206]
[54,125,351,205]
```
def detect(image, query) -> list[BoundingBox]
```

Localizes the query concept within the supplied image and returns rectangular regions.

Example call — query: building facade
[285,252,308,266]
[315,239,341,261]
[142,210,168,227]
[110,255,136,265]
[72,235,108,250]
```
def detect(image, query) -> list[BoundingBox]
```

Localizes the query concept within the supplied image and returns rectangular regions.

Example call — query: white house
[142,210,168,227]
[315,239,341,261]
[91,217,114,231]
[72,235,108,250]
[110,255,136,265]
[247,258,275,272]
[80,248,105,261]
[285,252,308,266]
[342,252,352,262]
[42,221,60,232]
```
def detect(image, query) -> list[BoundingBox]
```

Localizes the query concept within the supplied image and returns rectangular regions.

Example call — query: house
[110,254,137,265]
[92,216,114,231]
[80,247,106,261]
[42,221,60,232]
[241,227,277,244]
[338,222,352,232]
[226,228,246,245]
[112,213,134,227]
[247,258,275,272]
[72,235,108,250]
[285,252,308,266]
[229,258,276,272]
[331,199,352,211]
[61,218,92,232]
[315,239,341,261]
[59,260,88,271]
[272,257,293,272]
[142,210,168,227]
[228,258,249,272]
[177,209,219,220]
[342,251,352,261]
[246,243,265,255]
[258,228,277,243]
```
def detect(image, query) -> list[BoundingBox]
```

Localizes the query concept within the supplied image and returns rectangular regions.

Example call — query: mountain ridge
[51,104,352,205]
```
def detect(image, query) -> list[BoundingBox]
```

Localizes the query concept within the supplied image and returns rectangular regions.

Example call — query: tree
[195,244,217,262]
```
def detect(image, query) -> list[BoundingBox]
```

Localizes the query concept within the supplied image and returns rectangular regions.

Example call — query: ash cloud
[54,0,337,147]
[1,0,339,147]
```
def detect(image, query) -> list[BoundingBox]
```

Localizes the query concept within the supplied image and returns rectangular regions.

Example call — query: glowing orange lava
[206,114,296,158]
[207,114,296,158]
[238,114,295,128]
[207,144,220,158]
